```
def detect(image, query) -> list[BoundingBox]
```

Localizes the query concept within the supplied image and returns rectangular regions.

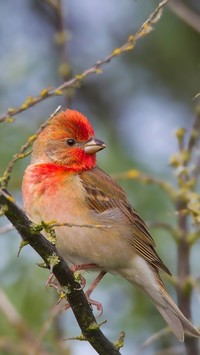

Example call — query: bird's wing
[80,166,171,275]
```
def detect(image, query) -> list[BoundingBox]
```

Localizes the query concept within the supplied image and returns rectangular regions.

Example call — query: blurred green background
[0,1,200,354]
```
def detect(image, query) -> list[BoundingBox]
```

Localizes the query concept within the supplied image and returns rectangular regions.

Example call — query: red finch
[22,109,200,342]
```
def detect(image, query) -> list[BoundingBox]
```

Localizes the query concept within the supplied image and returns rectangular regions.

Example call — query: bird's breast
[22,164,87,224]
[22,164,134,269]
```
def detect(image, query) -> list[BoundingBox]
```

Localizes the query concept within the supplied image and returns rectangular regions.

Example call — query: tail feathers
[119,256,200,342]
[157,291,200,342]
[156,304,184,342]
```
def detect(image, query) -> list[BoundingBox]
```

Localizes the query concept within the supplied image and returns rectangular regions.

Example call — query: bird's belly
[55,223,132,270]
[24,186,133,270]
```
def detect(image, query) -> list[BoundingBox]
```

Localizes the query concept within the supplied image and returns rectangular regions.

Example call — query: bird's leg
[70,263,97,272]
[85,271,107,316]
[46,263,98,290]
[63,271,107,315]
[47,264,107,315]
[46,273,58,290]
[70,263,98,290]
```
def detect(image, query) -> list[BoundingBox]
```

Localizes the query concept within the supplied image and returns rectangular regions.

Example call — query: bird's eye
[66,138,76,147]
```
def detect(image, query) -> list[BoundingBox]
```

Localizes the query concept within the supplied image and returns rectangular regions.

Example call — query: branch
[0,106,61,189]
[173,112,200,355]
[0,0,169,123]
[43,0,74,106]
[113,169,176,200]
[0,189,121,355]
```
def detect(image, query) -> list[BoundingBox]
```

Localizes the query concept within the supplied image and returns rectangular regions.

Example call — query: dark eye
[66,138,76,146]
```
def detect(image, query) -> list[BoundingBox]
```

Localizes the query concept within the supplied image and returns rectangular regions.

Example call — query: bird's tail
[155,285,200,342]
[119,257,200,342]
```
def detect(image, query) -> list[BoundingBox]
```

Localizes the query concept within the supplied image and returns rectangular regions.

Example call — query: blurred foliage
[0,1,200,354]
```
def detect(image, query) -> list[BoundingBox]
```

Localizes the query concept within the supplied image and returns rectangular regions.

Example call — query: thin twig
[0,0,169,123]
[50,221,113,229]
[114,169,176,200]
[0,106,61,189]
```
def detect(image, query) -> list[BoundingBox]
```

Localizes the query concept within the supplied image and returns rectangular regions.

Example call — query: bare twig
[45,221,113,229]
[114,169,176,200]
[0,106,61,189]
[0,0,169,123]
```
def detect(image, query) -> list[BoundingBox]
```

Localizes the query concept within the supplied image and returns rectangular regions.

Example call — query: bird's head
[31,109,106,172]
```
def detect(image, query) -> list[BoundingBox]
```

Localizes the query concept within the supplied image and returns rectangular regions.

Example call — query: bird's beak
[84,138,106,154]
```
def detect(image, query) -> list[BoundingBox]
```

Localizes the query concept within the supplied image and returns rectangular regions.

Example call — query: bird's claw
[62,293,103,316]
[45,263,90,291]
[73,273,86,290]
[45,273,60,290]
[45,266,105,316]
[85,294,104,317]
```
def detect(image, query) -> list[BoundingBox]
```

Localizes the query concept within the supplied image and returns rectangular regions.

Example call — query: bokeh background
[0,0,200,354]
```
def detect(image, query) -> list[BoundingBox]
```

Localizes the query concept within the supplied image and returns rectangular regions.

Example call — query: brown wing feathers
[80,167,171,275]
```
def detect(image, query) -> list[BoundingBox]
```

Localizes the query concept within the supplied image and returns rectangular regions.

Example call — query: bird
[22,108,200,342]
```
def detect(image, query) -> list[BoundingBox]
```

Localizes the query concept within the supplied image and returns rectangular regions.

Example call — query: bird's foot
[45,263,97,291]
[46,272,86,291]
[84,271,106,316]
[70,263,98,290]
[46,266,106,316]
[46,273,59,290]
[62,290,103,316]
[63,271,106,315]
[85,293,103,316]
[73,271,86,290]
